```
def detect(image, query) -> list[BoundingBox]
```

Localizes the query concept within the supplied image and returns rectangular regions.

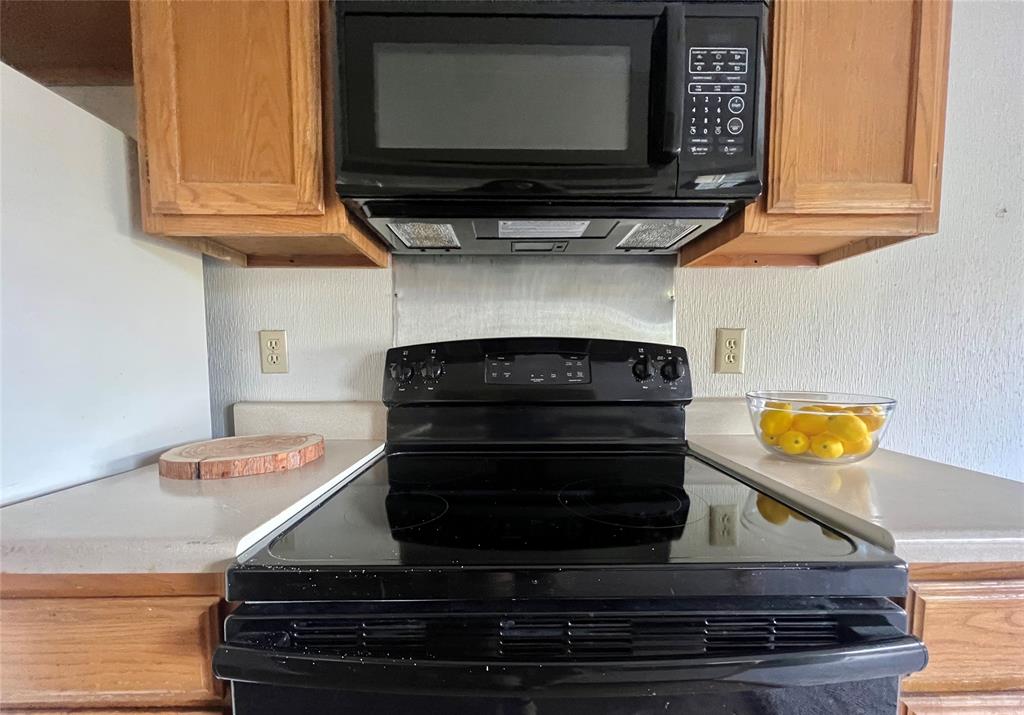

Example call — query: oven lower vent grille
[283,613,840,661]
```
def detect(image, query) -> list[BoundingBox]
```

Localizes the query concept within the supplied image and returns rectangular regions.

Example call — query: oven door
[215,598,927,714]
[335,9,681,198]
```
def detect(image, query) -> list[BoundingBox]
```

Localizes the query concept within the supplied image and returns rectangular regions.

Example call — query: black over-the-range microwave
[333,0,767,255]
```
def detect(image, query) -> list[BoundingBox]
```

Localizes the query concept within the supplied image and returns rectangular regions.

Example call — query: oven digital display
[485,353,591,385]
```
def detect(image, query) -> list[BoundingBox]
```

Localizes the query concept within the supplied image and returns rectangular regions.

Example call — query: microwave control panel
[683,17,759,166]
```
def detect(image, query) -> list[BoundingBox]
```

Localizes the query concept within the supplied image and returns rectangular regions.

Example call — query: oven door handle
[214,636,926,696]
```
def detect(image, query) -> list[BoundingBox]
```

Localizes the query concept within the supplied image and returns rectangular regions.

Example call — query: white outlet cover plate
[259,330,289,374]
[714,327,746,374]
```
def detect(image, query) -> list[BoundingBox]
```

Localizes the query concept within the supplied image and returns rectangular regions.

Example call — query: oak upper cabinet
[680,0,952,268]
[131,0,388,267]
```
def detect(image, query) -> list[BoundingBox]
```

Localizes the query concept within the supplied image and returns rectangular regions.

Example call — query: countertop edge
[689,441,899,552]
[234,444,385,557]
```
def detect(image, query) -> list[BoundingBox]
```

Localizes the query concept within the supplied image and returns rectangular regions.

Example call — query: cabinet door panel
[0,596,222,708]
[768,0,951,214]
[134,0,323,215]
[902,581,1024,694]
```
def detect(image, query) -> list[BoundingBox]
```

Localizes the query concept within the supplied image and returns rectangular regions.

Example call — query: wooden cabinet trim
[0,572,224,599]
[133,0,324,216]
[901,692,1024,714]
[3,704,224,708]
[768,0,952,215]
[908,562,1024,582]
[0,595,223,708]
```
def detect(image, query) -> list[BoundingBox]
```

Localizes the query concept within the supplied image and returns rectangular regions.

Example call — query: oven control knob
[421,359,445,380]
[390,362,414,384]
[631,357,652,381]
[661,356,685,382]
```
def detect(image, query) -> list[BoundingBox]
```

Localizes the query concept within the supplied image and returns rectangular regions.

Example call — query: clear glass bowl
[745,391,896,464]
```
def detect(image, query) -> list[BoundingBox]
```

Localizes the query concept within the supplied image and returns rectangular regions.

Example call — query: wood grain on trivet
[158,434,324,480]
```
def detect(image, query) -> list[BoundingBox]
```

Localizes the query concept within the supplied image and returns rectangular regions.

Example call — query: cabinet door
[0,596,222,708]
[133,0,323,215]
[768,0,951,214]
[902,580,1024,694]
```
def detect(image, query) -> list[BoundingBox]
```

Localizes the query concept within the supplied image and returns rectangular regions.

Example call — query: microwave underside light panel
[380,219,711,255]
[364,204,737,255]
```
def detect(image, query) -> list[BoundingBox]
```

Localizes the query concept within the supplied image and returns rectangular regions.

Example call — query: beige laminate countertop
[2,431,1021,576]
[689,434,1024,564]
[0,439,383,574]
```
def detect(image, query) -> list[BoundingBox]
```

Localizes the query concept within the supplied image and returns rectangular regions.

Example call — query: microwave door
[336,13,679,197]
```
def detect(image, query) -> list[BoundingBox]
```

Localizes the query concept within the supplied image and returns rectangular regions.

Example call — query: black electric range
[215,338,926,715]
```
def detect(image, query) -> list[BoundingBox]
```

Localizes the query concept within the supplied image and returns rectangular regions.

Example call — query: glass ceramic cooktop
[258,452,859,567]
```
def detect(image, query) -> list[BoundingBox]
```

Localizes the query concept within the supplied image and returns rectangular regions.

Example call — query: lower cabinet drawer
[902,580,1024,694]
[0,596,223,708]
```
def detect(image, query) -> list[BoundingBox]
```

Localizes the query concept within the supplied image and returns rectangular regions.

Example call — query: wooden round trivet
[159,433,325,480]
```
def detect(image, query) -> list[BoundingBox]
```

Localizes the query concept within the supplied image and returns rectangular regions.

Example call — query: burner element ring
[557,478,691,529]
[384,492,450,531]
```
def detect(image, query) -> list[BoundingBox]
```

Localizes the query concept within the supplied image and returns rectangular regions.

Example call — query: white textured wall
[676,0,1024,481]
[1,65,211,504]
[203,259,393,436]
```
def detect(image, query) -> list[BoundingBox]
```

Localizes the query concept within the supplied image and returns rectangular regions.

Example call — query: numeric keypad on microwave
[684,45,752,160]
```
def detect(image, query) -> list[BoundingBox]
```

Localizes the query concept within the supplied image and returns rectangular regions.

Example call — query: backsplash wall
[203,261,394,436]
[393,255,676,346]
[204,255,677,437]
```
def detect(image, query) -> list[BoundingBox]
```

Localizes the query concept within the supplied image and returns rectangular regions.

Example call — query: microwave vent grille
[388,222,461,249]
[616,222,699,250]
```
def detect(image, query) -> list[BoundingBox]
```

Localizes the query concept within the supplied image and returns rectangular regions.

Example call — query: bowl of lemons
[746,391,895,464]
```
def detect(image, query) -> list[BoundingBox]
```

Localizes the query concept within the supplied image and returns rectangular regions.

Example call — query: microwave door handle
[214,636,926,696]
[659,4,685,159]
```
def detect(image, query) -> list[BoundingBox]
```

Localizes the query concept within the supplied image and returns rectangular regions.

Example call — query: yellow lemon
[810,433,845,460]
[765,401,793,410]
[759,410,794,437]
[841,435,873,456]
[756,494,790,525]
[777,430,810,455]
[792,408,829,436]
[790,508,809,522]
[826,413,869,443]
[816,404,846,413]
[761,432,780,447]
[851,405,886,432]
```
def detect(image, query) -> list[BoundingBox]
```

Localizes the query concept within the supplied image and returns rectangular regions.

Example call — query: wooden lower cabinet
[0,575,225,713]
[899,563,1024,714]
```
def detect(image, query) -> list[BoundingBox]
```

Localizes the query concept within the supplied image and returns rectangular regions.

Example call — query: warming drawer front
[215,598,925,696]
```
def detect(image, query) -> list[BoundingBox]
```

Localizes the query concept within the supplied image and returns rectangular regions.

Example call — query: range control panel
[383,338,692,406]
[683,17,759,165]
[485,353,591,385]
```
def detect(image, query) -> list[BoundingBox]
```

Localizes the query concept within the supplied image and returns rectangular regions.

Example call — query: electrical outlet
[709,505,738,546]
[714,327,746,374]
[259,330,288,374]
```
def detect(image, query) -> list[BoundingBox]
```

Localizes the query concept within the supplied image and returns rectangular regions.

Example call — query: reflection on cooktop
[266,453,856,565]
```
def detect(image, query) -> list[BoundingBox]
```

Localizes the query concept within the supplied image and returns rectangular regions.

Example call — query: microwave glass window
[373,44,631,151]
